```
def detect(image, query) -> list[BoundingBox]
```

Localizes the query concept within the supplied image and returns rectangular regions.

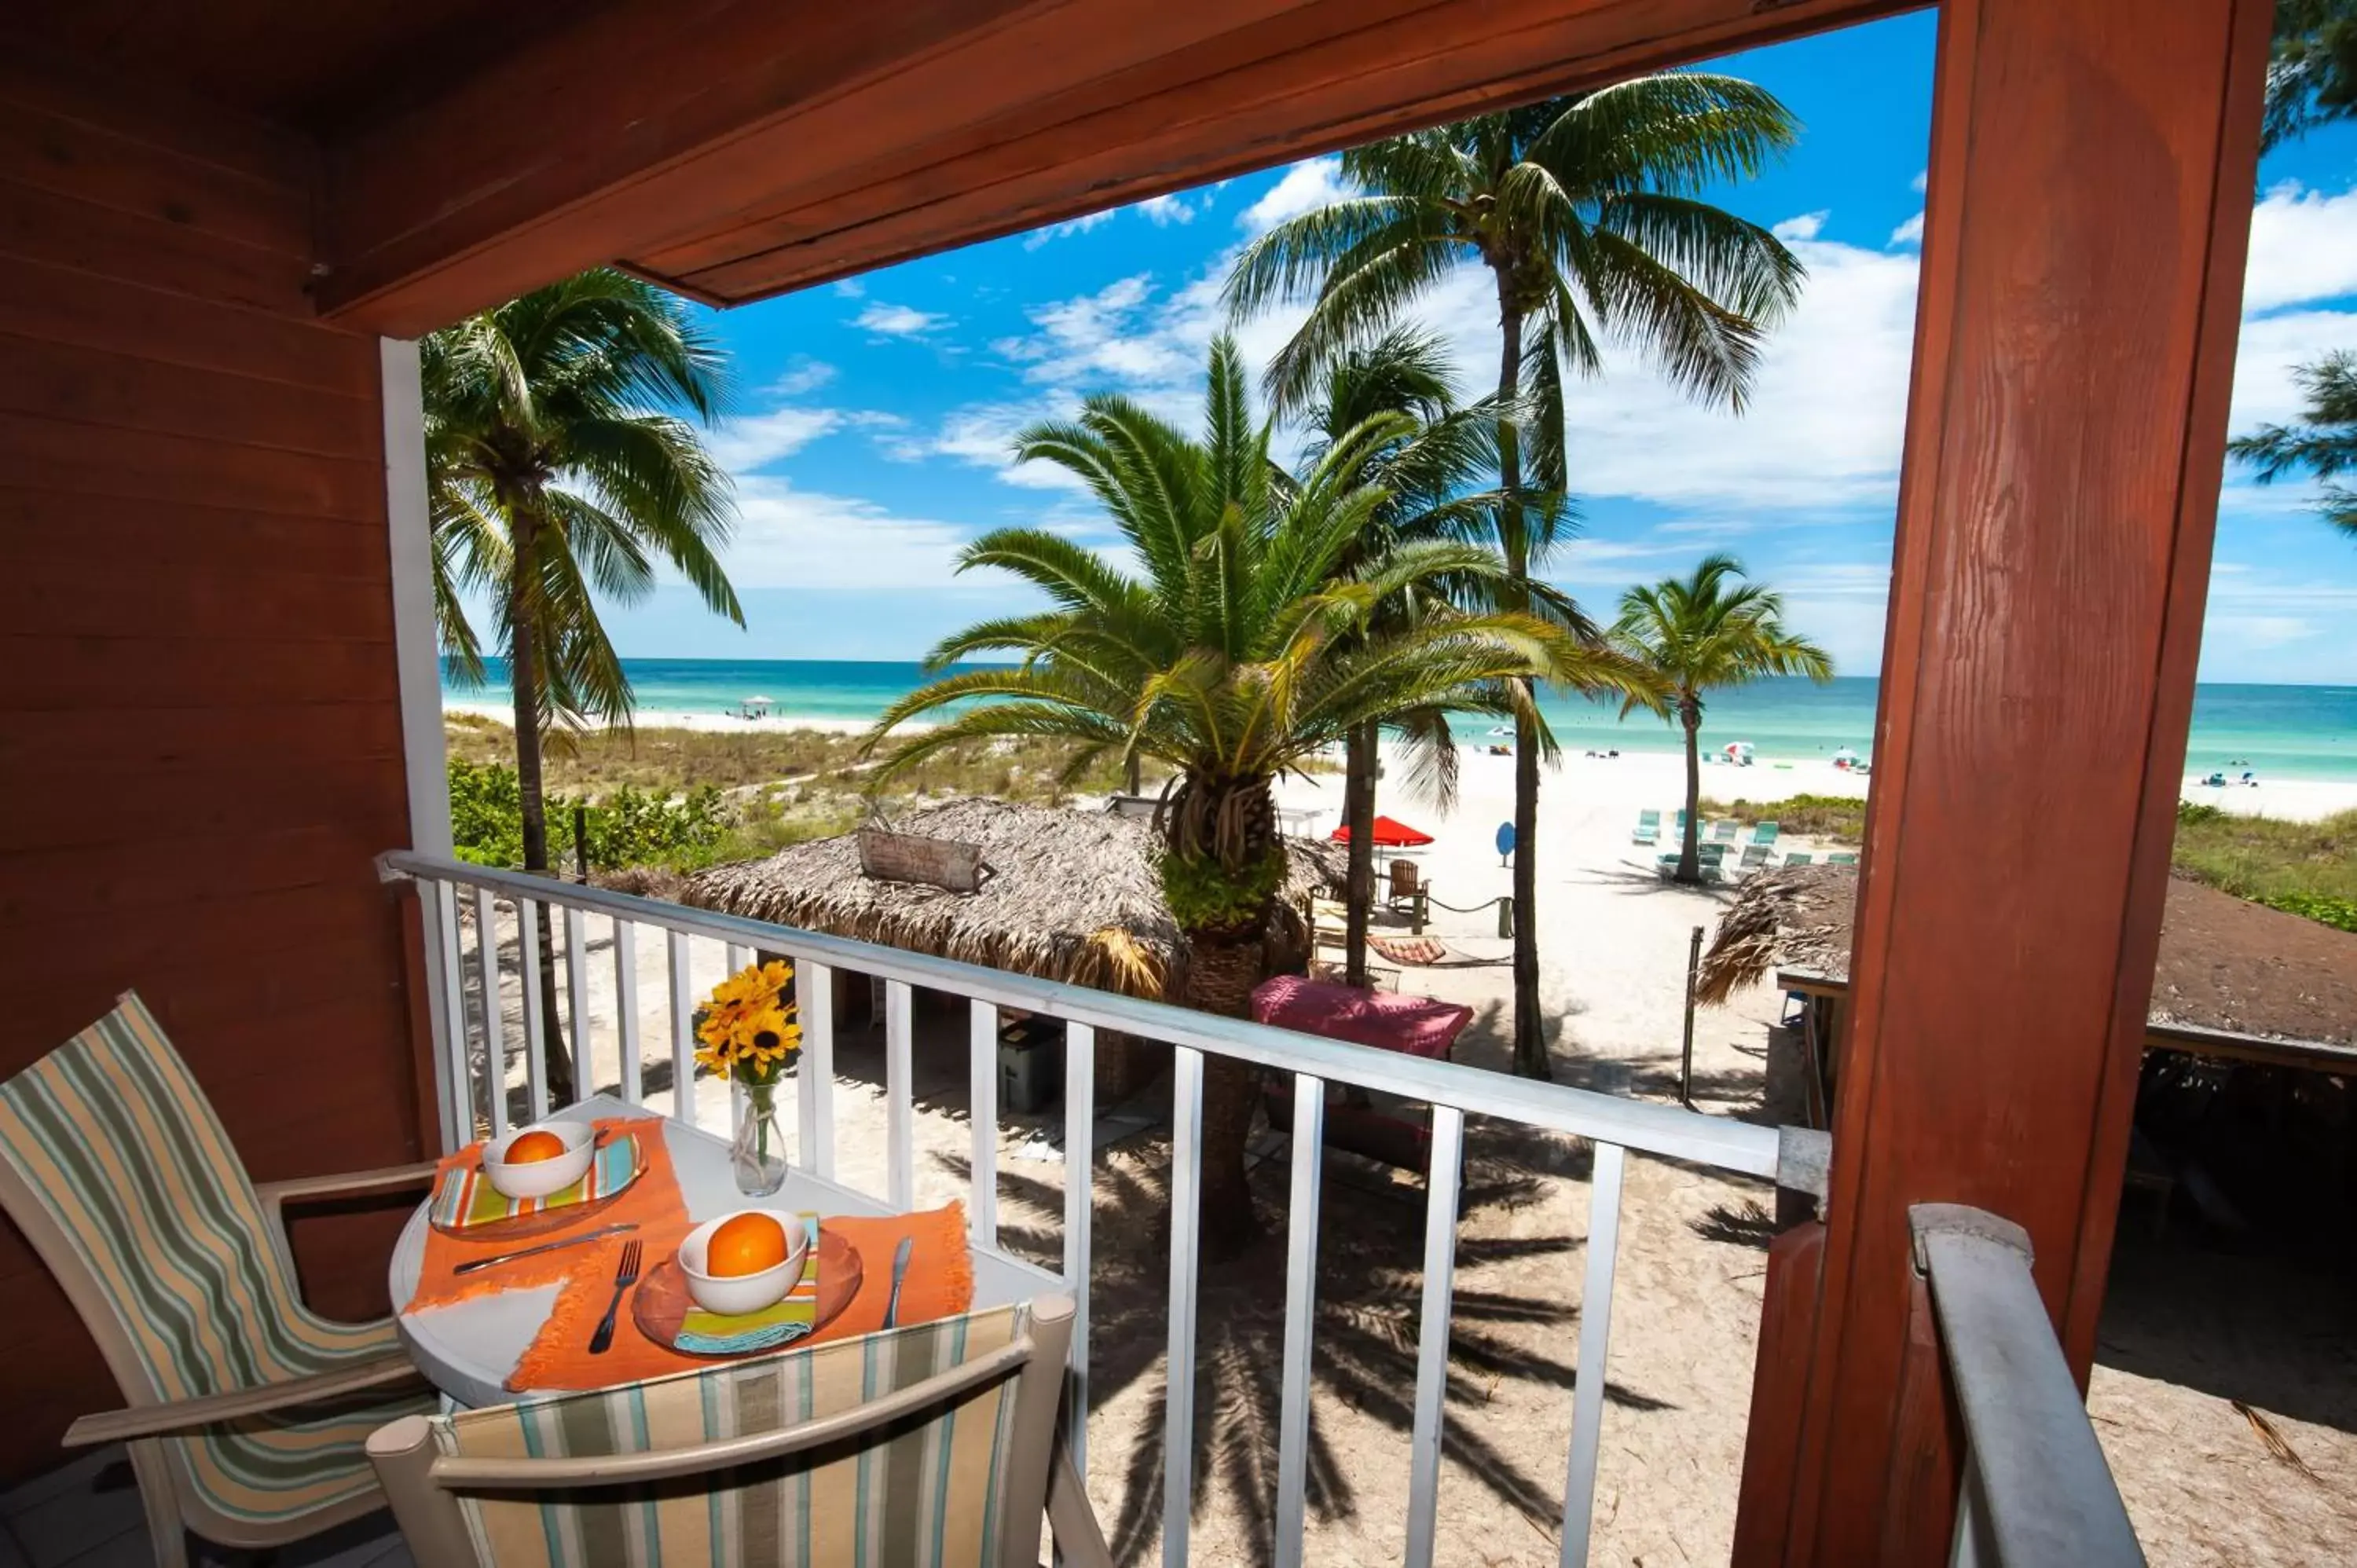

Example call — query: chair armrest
[255,1161,439,1213]
[64,1354,423,1446]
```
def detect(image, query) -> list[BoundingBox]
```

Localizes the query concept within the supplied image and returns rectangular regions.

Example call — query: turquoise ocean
[445,662,2357,783]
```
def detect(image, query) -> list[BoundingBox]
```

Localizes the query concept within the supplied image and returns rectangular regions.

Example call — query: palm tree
[1612,556,1832,884]
[1292,328,1495,985]
[427,269,743,1098]
[2264,0,2357,150]
[1226,76,1805,1076]
[864,337,1625,1254]
[2231,349,2357,541]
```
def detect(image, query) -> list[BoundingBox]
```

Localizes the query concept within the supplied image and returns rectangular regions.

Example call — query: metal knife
[882,1235,915,1328]
[453,1222,640,1275]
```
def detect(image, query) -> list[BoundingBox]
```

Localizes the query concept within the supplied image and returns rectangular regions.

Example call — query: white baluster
[519,898,548,1123]
[565,905,592,1104]
[1063,1022,1095,1478]
[799,961,835,1179]
[1404,1105,1466,1568]
[1558,1141,1626,1567]
[474,887,507,1138]
[431,881,468,1149]
[969,998,998,1247]
[614,918,641,1106]
[1164,1046,1204,1568]
[668,929,695,1128]
[885,979,914,1209]
[1274,1073,1325,1568]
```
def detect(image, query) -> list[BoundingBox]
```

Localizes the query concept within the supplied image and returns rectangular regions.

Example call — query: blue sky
[583,10,2357,684]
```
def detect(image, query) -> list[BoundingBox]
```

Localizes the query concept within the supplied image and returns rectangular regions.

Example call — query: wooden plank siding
[0,73,421,1482]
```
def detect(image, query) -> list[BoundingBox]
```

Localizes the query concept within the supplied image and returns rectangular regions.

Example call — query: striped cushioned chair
[368,1296,1110,1568]
[0,994,438,1566]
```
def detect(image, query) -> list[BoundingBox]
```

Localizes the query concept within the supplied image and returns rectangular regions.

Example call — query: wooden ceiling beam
[317,0,1912,335]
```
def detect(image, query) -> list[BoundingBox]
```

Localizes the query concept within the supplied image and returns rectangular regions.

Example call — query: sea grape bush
[448,757,725,871]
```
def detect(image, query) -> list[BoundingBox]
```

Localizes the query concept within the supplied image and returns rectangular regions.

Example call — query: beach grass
[2169,804,2357,931]
[1699,793,1868,841]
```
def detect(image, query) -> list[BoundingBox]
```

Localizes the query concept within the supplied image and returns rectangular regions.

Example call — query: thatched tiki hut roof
[680,797,1343,1000]
[1699,864,2357,1062]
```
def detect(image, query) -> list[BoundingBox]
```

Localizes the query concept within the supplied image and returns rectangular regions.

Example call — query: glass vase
[731,1080,788,1196]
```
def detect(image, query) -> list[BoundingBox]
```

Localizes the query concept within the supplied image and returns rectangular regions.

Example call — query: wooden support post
[1735,0,2271,1561]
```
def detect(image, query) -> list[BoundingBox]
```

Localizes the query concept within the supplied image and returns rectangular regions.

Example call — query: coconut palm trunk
[1677,696,1704,883]
[1343,720,1379,987]
[1490,278,1552,1078]
[504,501,576,1104]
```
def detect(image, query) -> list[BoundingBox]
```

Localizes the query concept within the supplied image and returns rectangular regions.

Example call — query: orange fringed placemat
[408,1116,692,1313]
[401,1119,975,1394]
[508,1202,973,1392]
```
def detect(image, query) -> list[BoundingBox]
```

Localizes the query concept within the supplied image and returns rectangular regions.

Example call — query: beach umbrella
[1330,815,1435,848]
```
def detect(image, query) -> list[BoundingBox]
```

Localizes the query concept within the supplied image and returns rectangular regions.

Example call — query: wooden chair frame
[367,1294,1110,1567]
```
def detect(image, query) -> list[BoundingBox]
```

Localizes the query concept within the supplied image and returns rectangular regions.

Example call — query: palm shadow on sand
[951,1099,1675,1566]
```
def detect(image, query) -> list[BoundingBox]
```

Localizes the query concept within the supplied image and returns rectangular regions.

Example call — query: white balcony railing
[382,850,1823,1568]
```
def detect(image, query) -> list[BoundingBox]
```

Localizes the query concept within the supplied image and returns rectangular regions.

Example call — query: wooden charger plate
[632,1229,863,1358]
[430,1134,647,1244]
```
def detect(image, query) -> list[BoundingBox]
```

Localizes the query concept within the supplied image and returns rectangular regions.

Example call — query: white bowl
[678,1210,806,1317]
[480,1119,596,1200]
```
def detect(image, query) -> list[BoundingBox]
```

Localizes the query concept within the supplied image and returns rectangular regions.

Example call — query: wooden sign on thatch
[857,826,987,894]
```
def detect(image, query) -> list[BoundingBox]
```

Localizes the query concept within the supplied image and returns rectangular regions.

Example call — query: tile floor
[0,1449,410,1568]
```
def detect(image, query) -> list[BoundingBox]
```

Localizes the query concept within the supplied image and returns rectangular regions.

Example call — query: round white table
[390,1093,1057,1408]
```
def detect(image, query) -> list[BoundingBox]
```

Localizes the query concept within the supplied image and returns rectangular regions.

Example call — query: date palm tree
[865,337,1629,1254]
[427,269,742,1099]
[1612,555,1832,884]
[1226,75,1805,1075]
[2230,348,2357,540]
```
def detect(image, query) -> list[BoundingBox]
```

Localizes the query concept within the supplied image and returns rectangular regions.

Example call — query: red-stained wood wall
[0,68,425,1481]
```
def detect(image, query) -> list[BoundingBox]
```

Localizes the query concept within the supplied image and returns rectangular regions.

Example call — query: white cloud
[2242,182,2357,313]
[1911,170,1928,193]
[2206,613,2315,649]
[1889,211,1924,247]
[879,402,1094,492]
[853,301,947,336]
[1772,211,1828,243]
[721,474,970,589]
[1137,194,1197,227]
[706,407,845,471]
[1022,210,1116,251]
[766,358,836,396]
[833,279,865,299]
[1240,159,1348,233]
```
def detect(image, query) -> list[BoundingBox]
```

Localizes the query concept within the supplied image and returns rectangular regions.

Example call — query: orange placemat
[508,1202,973,1392]
[408,1116,693,1314]
[402,1117,976,1394]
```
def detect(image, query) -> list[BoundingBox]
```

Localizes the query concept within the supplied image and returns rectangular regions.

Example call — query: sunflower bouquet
[695,959,803,1089]
[697,960,803,1194]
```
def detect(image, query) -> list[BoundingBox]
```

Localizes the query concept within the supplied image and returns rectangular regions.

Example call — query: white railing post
[1559,1141,1626,1566]
[519,898,549,1123]
[799,960,835,1179]
[668,930,695,1127]
[614,919,641,1105]
[1404,1105,1466,1568]
[969,1000,998,1247]
[474,887,508,1138]
[1274,1074,1325,1568]
[1063,1021,1095,1479]
[1164,1046,1205,1568]
[431,881,469,1149]
[885,979,915,1210]
[565,906,592,1103]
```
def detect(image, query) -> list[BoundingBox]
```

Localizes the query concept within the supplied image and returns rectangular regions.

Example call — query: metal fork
[588,1239,643,1355]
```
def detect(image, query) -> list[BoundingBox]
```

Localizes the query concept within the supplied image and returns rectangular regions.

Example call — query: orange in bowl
[505,1129,568,1164]
[706,1212,790,1278]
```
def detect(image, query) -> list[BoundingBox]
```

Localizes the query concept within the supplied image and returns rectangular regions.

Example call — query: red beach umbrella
[1329,815,1435,848]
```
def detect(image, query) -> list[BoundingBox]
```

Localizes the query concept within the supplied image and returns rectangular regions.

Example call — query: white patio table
[389,1092,1058,1408]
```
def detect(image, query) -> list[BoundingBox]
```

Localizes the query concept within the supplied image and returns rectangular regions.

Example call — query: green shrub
[447,758,728,873]
[2256,892,2357,933]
